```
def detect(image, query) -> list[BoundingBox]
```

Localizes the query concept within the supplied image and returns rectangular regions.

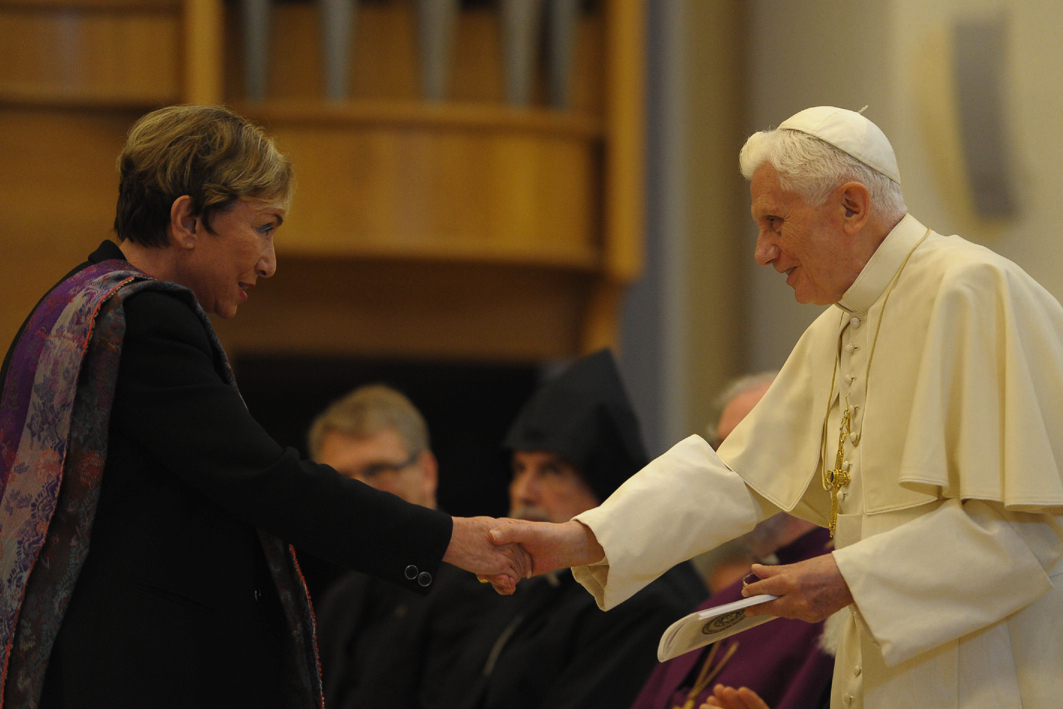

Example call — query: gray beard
[509,505,552,523]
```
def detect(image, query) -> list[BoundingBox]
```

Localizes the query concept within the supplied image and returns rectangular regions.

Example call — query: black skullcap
[503,349,648,502]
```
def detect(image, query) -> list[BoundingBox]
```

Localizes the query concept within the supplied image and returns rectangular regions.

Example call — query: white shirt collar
[837,213,927,314]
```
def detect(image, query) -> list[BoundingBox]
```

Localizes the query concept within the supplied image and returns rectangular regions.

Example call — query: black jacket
[12,241,453,708]
[316,561,501,709]
[432,562,707,709]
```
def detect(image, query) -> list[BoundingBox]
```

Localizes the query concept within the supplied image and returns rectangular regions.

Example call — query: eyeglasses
[358,450,421,479]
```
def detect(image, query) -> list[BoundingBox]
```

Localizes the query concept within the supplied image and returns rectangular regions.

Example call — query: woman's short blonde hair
[114,104,293,247]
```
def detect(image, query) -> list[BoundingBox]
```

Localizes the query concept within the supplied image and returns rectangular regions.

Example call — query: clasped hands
[446,516,854,622]
[443,517,603,594]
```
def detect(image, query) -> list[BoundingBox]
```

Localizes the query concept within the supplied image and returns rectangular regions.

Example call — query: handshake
[442,516,605,594]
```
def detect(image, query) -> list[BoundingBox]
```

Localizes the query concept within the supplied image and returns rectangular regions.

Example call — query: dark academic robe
[432,562,707,709]
[630,529,835,709]
[2,241,453,709]
[316,561,501,709]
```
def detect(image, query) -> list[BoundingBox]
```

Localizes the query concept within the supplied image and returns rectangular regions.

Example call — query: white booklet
[657,594,779,662]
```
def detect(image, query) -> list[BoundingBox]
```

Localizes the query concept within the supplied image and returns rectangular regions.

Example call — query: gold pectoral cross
[822,405,852,538]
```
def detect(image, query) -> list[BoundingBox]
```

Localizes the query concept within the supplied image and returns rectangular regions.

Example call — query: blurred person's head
[694,372,825,594]
[705,371,776,449]
[308,384,438,509]
[113,105,294,319]
[503,350,646,523]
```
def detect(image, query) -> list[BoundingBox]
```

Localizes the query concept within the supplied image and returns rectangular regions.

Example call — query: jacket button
[850,317,861,329]
[854,665,862,677]
[417,571,432,588]
[405,565,418,580]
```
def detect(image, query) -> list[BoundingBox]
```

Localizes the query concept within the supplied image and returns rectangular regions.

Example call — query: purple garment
[631,529,835,709]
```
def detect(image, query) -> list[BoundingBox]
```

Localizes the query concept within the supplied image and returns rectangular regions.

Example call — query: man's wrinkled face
[750,164,851,305]
[318,428,437,509]
[508,451,599,523]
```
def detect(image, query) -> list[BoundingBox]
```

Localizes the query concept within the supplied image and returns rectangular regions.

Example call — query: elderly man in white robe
[488,106,1063,709]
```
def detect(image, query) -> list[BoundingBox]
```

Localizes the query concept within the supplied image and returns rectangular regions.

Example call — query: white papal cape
[573,214,1063,709]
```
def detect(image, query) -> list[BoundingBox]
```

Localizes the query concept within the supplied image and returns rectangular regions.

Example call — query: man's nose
[754,233,779,267]
[510,471,538,502]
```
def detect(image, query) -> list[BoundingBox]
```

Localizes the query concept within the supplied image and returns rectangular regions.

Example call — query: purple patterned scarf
[0,260,322,708]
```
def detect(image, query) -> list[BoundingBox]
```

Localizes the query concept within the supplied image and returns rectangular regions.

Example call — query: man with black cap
[432,349,706,709]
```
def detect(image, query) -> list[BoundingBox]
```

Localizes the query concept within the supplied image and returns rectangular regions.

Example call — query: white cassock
[572,214,1063,709]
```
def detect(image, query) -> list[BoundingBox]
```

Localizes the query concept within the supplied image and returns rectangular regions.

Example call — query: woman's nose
[258,241,277,278]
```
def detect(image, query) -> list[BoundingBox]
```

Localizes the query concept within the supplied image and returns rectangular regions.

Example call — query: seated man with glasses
[307,384,500,709]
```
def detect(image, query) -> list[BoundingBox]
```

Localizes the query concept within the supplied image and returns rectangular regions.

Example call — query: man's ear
[419,450,439,501]
[838,182,871,235]
[169,195,198,249]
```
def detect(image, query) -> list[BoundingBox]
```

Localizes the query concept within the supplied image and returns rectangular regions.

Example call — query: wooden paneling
[211,257,593,362]
[182,0,222,104]
[0,109,143,350]
[0,2,181,106]
[601,0,644,283]
[0,0,178,10]
[0,0,643,364]
[224,0,603,113]
[581,0,645,353]
[243,102,602,268]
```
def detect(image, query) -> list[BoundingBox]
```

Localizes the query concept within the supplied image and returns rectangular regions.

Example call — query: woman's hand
[443,516,532,594]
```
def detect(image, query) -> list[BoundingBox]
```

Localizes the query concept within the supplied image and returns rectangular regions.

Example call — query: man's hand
[443,516,532,594]
[741,552,853,622]
[488,519,605,578]
[701,684,771,709]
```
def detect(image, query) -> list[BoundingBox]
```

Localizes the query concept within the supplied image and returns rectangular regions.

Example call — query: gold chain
[821,228,930,537]
[673,641,740,709]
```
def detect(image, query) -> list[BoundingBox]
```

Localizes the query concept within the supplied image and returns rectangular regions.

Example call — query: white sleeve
[571,435,769,610]
[833,498,1063,666]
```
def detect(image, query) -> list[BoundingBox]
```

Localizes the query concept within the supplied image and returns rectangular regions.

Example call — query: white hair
[739,128,906,222]
[704,370,777,446]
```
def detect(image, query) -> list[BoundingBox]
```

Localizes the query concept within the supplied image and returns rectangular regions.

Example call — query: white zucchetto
[779,106,901,185]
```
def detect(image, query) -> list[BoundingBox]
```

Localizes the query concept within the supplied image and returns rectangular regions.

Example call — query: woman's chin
[214,303,239,320]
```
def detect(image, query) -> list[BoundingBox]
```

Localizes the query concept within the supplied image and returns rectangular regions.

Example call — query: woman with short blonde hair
[0,105,524,708]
